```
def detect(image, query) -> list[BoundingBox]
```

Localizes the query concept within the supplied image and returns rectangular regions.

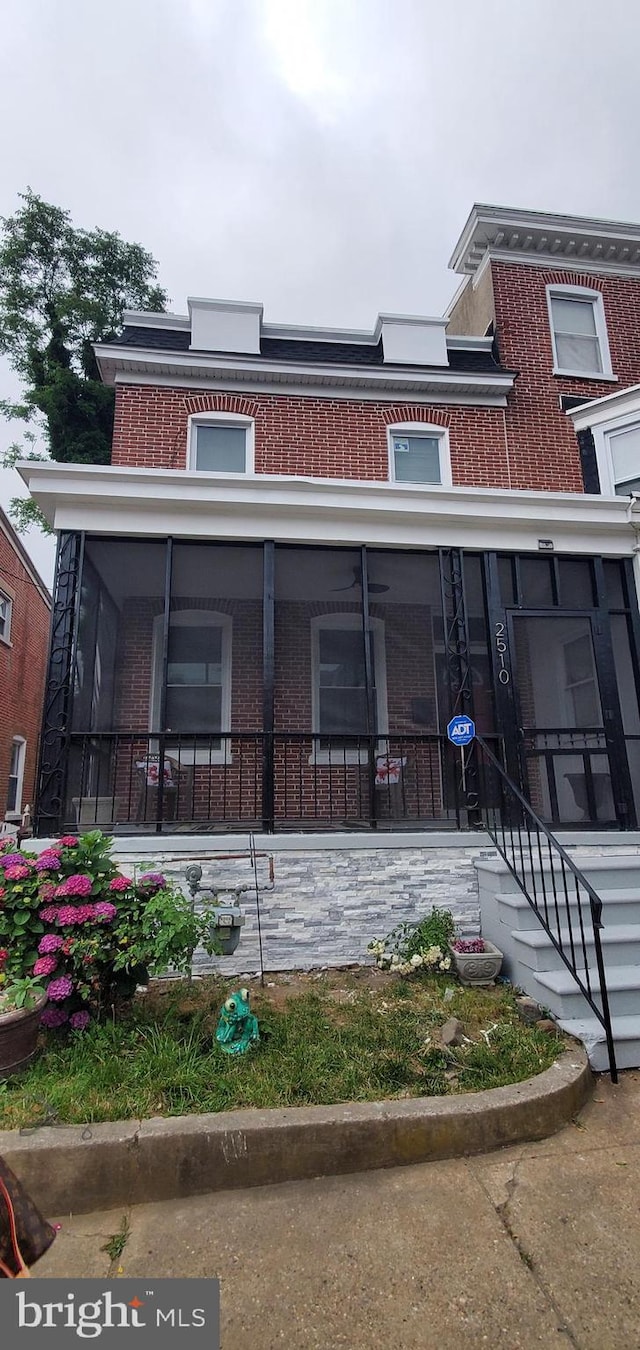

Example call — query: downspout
[625,494,640,611]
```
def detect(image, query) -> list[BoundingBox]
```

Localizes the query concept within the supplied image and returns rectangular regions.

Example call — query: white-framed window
[151,610,232,764]
[387,423,452,486]
[6,737,26,815]
[605,421,640,495]
[546,285,614,380]
[0,589,12,644]
[310,613,388,763]
[188,411,255,474]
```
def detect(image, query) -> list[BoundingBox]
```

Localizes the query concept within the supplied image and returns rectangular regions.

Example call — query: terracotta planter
[450,941,503,987]
[0,993,47,1078]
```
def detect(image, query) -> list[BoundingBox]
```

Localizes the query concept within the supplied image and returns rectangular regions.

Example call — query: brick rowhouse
[0,509,51,821]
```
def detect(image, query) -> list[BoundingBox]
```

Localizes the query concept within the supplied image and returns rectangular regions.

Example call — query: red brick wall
[493,262,640,491]
[112,387,511,488]
[0,523,50,816]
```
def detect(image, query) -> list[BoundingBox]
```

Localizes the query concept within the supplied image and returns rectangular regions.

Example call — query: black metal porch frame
[36,537,640,836]
[484,556,640,832]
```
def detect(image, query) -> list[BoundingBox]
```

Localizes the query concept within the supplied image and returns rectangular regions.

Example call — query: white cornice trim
[187,296,264,317]
[450,203,640,278]
[18,461,635,557]
[95,343,514,404]
[262,321,375,343]
[569,383,640,432]
[121,310,190,331]
[111,370,507,408]
[446,334,494,351]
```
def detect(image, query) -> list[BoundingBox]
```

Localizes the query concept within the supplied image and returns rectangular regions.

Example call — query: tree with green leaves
[0,189,168,531]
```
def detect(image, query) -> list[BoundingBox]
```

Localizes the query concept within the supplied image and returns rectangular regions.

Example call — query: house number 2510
[495,622,510,684]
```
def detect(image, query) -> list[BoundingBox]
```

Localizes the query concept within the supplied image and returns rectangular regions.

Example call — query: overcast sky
[2,0,640,586]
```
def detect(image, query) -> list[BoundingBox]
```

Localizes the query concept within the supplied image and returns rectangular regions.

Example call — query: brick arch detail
[541,270,605,291]
[183,393,260,417]
[381,405,451,427]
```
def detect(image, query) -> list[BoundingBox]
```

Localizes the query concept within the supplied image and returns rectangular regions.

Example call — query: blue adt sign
[447,715,475,746]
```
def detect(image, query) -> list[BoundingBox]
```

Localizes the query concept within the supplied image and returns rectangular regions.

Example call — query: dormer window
[546,285,613,380]
[189,412,255,474]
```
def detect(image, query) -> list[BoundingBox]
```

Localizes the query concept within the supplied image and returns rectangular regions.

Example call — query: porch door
[507,611,632,827]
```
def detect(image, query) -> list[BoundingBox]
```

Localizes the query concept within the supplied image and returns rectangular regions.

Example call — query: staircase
[478,854,640,1072]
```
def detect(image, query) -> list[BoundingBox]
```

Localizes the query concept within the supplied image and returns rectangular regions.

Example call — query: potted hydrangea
[0,952,47,1077]
[449,936,503,986]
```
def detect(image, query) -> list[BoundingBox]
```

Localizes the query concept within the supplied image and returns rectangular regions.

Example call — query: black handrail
[472,734,618,1082]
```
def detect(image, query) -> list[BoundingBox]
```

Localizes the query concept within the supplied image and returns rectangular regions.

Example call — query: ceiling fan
[331,566,389,594]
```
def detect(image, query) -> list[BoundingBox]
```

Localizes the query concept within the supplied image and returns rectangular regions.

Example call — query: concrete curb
[0,1049,591,1215]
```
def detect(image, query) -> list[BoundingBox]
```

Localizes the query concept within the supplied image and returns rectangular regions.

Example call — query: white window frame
[581,407,640,497]
[0,589,13,645]
[386,422,452,487]
[6,736,26,816]
[187,411,255,475]
[310,613,388,764]
[546,284,614,381]
[150,609,232,765]
[602,417,640,497]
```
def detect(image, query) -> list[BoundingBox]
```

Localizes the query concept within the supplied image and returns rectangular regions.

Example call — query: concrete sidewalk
[37,1073,640,1349]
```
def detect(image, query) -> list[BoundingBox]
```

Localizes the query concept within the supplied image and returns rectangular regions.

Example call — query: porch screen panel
[67,539,167,830]
[364,551,442,823]
[611,611,640,823]
[274,546,367,826]
[164,543,264,828]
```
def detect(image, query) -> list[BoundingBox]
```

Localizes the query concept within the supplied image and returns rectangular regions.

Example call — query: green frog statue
[215,988,260,1055]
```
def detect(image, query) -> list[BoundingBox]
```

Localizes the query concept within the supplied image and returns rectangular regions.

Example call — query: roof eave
[93,343,515,403]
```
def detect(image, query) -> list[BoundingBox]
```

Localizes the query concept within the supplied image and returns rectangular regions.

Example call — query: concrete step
[512,923,640,973]
[559,1015,640,1073]
[495,888,640,932]
[477,854,640,897]
[533,965,640,1019]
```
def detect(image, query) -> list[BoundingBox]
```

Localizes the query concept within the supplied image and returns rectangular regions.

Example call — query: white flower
[410,954,423,968]
[390,955,402,969]
[424,945,442,966]
[439,957,452,971]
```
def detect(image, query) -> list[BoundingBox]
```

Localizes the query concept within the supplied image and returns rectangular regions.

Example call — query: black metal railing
[53,730,498,836]
[472,734,617,1081]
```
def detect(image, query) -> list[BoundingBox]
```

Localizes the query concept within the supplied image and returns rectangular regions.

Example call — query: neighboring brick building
[19,204,640,836]
[0,507,51,825]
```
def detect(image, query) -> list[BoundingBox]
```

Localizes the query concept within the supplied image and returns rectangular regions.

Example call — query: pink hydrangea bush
[0,832,219,1036]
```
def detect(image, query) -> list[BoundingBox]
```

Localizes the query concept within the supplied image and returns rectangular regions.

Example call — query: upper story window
[189,412,255,474]
[0,590,12,644]
[387,424,452,486]
[546,285,613,380]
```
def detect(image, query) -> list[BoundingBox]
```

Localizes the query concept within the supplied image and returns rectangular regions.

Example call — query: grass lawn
[0,970,565,1130]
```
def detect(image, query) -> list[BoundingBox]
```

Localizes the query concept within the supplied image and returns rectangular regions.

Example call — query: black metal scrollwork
[35,533,84,834]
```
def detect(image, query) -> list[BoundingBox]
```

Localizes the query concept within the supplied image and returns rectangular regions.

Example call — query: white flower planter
[450,940,503,987]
